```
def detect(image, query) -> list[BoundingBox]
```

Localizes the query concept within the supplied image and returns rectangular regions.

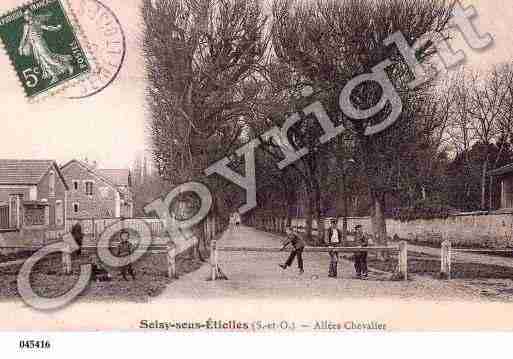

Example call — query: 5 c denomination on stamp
[0,0,91,100]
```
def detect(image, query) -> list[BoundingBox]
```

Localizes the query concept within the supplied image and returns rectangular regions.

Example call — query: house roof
[0,159,68,189]
[97,169,130,186]
[61,159,130,192]
[489,163,513,177]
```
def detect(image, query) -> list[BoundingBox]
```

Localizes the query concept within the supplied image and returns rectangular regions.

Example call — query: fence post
[63,252,72,275]
[203,217,207,242]
[92,218,96,242]
[441,240,452,279]
[62,239,72,275]
[167,246,177,279]
[398,241,408,280]
[209,216,213,239]
[210,239,217,281]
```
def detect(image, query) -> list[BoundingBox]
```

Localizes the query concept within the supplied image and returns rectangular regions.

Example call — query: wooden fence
[209,239,408,281]
[440,240,513,279]
[4,215,227,278]
[0,243,178,278]
[43,217,166,241]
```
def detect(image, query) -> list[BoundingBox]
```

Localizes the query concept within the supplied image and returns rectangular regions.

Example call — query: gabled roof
[0,159,68,189]
[97,169,130,186]
[60,159,128,192]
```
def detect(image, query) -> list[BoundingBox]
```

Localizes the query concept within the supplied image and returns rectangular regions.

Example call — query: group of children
[279,221,369,279]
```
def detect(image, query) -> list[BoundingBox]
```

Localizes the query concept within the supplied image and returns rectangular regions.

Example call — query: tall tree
[142,0,268,184]
[467,66,509,209]
[142,0,268,253]
[271,0,453,249]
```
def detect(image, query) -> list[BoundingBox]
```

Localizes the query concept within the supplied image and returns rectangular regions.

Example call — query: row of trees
[140,0,513,247]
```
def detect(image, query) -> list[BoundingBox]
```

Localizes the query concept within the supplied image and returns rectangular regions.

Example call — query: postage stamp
[0,0,91,100]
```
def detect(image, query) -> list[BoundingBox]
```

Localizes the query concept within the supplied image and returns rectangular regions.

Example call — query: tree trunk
[313,180,323,245]
[342,172,348,242]
[305,183,313,241]
[371,190,387,260]
[356,132,387,259]
[481,156,489,210]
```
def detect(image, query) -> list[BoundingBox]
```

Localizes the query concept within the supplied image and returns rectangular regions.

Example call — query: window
[55,200,63,226]
[49,171,55,197]
[85,181,94,196]
[73,181,79,191]
[73,203,79,213]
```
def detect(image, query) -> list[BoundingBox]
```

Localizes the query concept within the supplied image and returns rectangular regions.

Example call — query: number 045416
[19,340,51,350]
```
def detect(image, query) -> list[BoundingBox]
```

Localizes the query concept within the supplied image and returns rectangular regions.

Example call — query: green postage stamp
[0,0,91,100]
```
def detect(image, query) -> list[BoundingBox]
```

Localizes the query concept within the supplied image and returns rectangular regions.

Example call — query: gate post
[398,241,408,280]
[167,246,177,279]
[92,218,96,242]
[441,240,452,279]
[210,239,218,281]
[62,251,72,275]
[62,236,72,275]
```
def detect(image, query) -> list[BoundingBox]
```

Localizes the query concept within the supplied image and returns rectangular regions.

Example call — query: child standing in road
[117,229,136,281]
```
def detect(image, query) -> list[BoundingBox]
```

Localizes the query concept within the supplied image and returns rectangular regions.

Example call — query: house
[0,159,68,230]
[96,168,133,218]
[60,159,133,219]
[488,163,513,210]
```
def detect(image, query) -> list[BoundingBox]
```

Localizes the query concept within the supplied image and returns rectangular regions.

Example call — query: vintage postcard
[2,0,513,343]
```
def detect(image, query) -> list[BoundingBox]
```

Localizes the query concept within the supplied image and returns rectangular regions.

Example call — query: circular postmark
[63,0,126,99]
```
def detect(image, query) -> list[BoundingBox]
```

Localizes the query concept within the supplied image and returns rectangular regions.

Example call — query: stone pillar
[441,240,452,279]
[398,241,408,281]
[210,239,218,281]
[167,246,177,279]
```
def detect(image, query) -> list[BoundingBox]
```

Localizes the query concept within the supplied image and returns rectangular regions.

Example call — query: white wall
[291,212,513,247]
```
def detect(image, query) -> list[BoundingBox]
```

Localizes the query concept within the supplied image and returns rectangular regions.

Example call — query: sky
[0,0,512,169]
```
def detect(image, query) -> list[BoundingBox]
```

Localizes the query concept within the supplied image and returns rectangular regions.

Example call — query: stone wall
[291,212,513,247]
[349,213,513,247]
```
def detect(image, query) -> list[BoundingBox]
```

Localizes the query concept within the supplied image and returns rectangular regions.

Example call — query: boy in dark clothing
[354,225,369,278]
[117,230,136,281]
[91,258,112,282]
[326,219,342,278]
[279,226,305,274]
[71,222,84,256]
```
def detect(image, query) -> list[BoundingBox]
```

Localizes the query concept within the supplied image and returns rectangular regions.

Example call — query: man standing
[71,221,84,256]
[354,224,368,279]
[279,226,305,274]
[326,219,342,278]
